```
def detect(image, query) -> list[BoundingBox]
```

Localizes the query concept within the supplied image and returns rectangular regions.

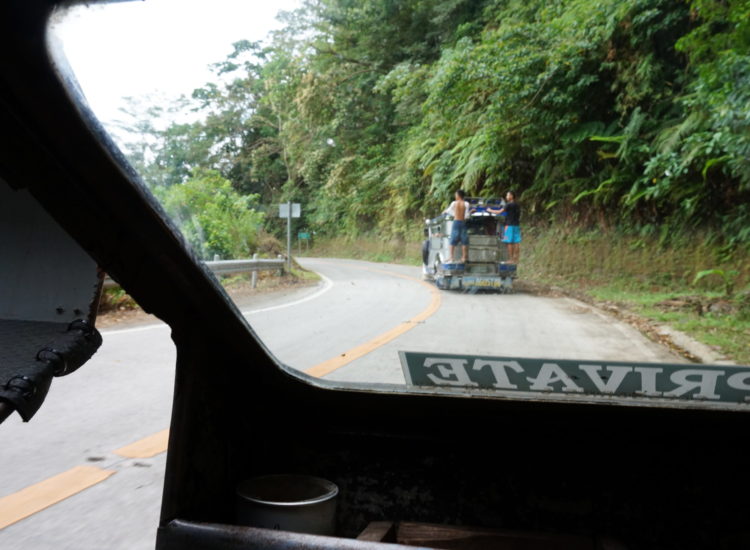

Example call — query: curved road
[249,258,683,383]
[0,258,685,549]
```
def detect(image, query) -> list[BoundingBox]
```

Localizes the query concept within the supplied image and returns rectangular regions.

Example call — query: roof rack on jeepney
[426,197,506,224]
[467,197,505,216]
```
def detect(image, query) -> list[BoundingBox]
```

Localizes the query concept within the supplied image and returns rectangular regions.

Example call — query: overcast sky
[50,0,302,127]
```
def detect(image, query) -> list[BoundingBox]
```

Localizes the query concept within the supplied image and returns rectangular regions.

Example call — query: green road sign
[399,351,750,411]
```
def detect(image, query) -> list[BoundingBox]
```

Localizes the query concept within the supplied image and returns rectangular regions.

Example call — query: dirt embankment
[95,272,318,330]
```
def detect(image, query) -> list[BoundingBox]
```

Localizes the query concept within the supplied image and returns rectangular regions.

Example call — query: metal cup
[236,474,338,536]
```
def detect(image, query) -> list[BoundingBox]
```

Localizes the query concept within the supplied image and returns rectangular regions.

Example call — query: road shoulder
[516,279,736,365]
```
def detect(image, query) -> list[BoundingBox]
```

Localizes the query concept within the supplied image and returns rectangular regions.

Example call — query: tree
[115,0,750,246]
[157,169,265,260]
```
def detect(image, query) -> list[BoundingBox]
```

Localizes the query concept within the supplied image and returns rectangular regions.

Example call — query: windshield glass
[48,0,750,410]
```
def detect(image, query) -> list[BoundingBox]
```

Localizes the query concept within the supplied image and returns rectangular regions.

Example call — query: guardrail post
[277,254,285,276]
[251,253,258,289]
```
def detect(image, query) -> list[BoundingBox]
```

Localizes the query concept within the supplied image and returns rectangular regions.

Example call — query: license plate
[463,277,503,288]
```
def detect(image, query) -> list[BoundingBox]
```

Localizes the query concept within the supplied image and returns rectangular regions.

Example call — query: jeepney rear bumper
[435,274,514,291]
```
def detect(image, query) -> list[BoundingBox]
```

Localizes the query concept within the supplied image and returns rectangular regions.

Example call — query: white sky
[50,0,303,128]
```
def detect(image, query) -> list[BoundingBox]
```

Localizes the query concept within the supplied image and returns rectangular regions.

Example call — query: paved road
[0,258,685,549]
[287,259,682,384]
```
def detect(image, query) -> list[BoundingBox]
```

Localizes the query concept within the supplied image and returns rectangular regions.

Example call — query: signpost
[278,202,301,271]
[399,351,750,411]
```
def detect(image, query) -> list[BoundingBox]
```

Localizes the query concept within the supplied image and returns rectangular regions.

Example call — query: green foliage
[693,268,741,298]
[117,0,750,250]
[157,169,265,259]
[99,287,139,312]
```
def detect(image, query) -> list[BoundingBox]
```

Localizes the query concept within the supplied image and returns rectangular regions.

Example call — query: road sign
[279,202,301,271]
[297,231,310,253]
[279,203,301,218]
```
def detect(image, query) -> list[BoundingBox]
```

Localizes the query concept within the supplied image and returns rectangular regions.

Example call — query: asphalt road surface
[0,258,685,549]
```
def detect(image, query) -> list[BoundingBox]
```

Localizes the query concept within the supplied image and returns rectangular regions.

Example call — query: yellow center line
[114,428,170,458]
[0,429,170,530]
[305,263,441,378]
[0,465,115,530]
[0,262,436,528]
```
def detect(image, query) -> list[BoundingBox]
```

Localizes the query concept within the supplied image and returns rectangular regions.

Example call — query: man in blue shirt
[489,191,521,264]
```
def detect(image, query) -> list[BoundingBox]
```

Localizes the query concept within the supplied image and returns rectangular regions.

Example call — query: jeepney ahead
[422,197,517,292]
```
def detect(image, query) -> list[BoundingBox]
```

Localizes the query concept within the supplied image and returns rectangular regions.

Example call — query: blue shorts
[502,225,521,244]
[449,220,469,246]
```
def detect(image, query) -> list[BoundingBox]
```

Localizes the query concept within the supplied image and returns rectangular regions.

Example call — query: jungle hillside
[115,0,750,362]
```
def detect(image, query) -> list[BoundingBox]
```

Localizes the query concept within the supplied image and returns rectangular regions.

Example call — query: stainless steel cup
[236,474,338,536]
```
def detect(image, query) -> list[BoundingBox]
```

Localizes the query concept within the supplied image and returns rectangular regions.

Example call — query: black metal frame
[1,2,748,548]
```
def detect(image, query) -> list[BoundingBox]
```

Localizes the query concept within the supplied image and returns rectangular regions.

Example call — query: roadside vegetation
[522,228,750,364]
[302,234,423,265]
[110,0,748,361]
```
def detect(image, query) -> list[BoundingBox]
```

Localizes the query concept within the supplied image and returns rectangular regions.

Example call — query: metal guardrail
[208,258,285,276]
[103,256,286,289]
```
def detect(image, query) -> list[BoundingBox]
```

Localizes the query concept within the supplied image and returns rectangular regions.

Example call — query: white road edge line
[101,273,333,336]
[241,272,333,315]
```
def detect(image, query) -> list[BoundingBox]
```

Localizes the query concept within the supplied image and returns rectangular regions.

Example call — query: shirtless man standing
[443,189,470,263]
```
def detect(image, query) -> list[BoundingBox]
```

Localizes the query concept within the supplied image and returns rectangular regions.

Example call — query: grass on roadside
[219,264,320,293]
[585,284,750,364]
[301,234,423,265]
[522,227,750,365]
[98,287,139,313]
